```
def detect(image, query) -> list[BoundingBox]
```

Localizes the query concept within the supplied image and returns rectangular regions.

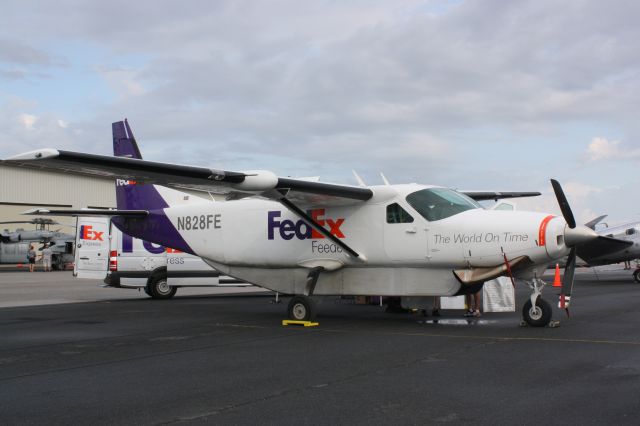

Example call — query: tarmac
[1,266,639,425]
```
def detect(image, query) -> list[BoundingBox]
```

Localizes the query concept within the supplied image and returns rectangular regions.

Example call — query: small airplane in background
[577,215,640,281]
[3,119,632,326]
[0,218,75,267]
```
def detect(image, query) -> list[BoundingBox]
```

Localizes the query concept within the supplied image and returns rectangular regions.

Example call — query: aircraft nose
[564,224,598,246]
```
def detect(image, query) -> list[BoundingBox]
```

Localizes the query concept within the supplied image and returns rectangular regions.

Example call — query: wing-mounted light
[232,170,278,192]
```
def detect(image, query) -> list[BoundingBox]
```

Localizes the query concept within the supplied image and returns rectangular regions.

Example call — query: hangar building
[0,163,115,234]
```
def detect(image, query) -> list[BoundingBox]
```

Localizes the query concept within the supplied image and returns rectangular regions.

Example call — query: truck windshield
[406,188,481,222]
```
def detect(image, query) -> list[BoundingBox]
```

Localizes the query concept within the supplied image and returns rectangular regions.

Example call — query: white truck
[74,216,249,298]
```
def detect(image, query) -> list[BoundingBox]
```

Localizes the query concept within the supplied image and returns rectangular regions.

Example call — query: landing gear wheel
[148,276,177,299]
[522,297,552,327]
[287,296,316,321]
[633,269,640,284]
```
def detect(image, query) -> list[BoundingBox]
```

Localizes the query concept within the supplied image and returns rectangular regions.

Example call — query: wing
[461,191,541,201]
[576,235,634,265]
[3,149,373,206]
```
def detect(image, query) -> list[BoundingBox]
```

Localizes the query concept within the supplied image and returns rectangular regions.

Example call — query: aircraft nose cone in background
[564,224,598,246]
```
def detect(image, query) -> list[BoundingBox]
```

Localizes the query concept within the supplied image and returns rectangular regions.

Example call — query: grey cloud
[0,38,65,67]
[3,0,640,198]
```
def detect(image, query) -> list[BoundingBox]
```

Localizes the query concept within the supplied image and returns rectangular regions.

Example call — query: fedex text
[80,225,104,241]
[268,209,345,241]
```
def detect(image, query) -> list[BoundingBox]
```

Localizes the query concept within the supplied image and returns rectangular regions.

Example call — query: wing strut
[277,197,361,258]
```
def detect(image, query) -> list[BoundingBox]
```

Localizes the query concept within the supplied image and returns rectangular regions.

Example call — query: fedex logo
[116,179,138,186]
[268,209,345,241]
[121,233,182,254]
[80,225,104,241]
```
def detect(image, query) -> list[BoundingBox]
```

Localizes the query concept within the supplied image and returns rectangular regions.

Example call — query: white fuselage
[150,184,570,297]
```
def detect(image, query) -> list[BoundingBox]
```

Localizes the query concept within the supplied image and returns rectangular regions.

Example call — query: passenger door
[383,202,428,261]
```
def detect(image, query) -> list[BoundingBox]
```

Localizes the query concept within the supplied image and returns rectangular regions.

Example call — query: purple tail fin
[111,119,193,254]
[113,119,168,211]
[113,119,143,159]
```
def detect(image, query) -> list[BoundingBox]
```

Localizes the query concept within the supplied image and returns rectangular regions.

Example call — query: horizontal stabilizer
[584,214,607,230]
[23,208,148,217]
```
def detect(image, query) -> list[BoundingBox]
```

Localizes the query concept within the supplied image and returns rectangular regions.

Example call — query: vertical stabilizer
[111,119,195,254]
[113,119,143,159]
[112,120,168,211]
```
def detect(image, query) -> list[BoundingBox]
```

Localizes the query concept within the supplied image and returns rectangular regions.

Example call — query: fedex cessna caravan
[4,120,629,326]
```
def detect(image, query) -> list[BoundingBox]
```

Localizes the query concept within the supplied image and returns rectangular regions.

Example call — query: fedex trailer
[74,216,248,298]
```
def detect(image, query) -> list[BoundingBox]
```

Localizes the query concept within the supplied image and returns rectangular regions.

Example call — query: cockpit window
[406,188,481,222]
[387,203,414,223]
[626,228,636,235]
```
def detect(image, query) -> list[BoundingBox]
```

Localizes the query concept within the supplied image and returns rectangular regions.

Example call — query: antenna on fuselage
[380,173,390,186]
[352,170,366,187]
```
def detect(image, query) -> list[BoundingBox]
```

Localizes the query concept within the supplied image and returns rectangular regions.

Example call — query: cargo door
[74,217,110,279]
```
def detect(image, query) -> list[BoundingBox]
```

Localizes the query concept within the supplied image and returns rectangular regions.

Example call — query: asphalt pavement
[1,267,639,425]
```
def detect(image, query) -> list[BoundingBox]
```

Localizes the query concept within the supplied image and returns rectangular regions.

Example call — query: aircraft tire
[633,269,640,284]
[522,297,551,327]
[287,296,316,321]
[147,275,177,299]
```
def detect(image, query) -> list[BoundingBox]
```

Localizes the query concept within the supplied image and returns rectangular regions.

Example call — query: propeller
[550,179,592,317]
[550,179,575,228]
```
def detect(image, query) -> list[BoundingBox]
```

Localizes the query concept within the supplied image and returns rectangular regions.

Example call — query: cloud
[96,66,146,98]
[1,0,640,223]
[586,137,640,162]
[18,113,37,129]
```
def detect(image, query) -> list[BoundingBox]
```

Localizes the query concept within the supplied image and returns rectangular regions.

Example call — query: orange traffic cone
[552,264,562,287]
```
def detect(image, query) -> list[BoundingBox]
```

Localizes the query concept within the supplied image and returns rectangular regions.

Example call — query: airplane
[3,119,631,326]
[0,218,75,267]
[575,215,640,281]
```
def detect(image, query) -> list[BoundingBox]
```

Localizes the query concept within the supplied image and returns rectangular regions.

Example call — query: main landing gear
[286,267,323,322]
[521,277,552,327]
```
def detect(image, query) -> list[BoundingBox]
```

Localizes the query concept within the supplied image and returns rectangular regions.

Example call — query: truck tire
[147,275,177,299]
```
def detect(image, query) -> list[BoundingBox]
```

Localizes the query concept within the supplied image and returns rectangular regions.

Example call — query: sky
[1,0,639,226]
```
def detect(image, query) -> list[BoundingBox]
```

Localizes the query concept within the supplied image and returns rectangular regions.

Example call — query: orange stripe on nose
[538,215,555,246]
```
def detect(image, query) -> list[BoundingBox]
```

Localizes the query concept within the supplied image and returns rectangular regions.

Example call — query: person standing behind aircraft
[464,289,482,317]
[27,245,36,272]
[41,244,53,272]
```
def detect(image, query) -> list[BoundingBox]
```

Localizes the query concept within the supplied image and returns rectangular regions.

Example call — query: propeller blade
[561,247,577,317]
[550,179,576,229]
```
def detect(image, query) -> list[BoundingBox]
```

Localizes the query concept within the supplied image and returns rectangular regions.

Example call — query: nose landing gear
[522,277,552,327]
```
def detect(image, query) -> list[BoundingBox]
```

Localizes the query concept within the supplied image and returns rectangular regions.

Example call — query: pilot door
[383,202,428,261]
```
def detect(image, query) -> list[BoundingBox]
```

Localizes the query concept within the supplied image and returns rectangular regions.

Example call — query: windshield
[406,188,481,221]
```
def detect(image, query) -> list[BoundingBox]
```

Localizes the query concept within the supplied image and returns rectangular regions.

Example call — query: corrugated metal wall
[0,164,116,208]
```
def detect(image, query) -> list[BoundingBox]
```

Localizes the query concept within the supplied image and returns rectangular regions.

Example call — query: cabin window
[406,188,481,222]
[626,228,636,235]
[387,203,414,223]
